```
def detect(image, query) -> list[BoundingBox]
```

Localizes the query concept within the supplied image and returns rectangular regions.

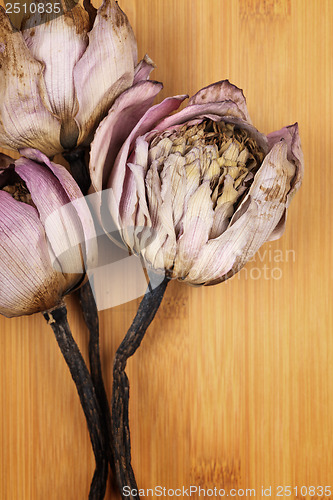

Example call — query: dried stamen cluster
[149,120,264,219]
[3,180,33,206]
[138,120,265,277]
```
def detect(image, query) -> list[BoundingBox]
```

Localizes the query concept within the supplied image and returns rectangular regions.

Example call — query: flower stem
[112,277,169,500]
[79,280,113,467]
[63,149,91,195]
[64,150,113,467]
[44,304,108,500]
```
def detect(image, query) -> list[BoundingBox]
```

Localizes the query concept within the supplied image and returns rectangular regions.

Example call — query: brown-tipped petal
[21,1,90,150]
[265,210,287,242]
[265,124,304,243]
[187,140,296,285]
[267,123,304,204]
[225,140,296,272]
[133,54,156,84]
[83,0,97,28]
[210,174,239,239]
[189,80,252,124]
[0,192,69,318]
[90,80,163,193]
[0,7,61,155]
[74,0,138,145]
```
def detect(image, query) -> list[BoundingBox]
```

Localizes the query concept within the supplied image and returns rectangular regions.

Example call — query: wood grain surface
[0,0,332,499]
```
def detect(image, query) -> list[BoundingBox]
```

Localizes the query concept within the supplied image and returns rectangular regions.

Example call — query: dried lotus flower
[0,149,96,317]
[0,0,154,156]
[0,149,114,499]
[90,80,304,285]
[88,79,304,497]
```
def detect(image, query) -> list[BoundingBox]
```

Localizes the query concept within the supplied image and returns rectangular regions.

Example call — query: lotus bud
[0,149,97,318]
[0,0,154,156]
[90,80,304,285]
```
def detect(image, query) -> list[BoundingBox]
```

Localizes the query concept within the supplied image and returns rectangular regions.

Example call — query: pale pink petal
[20,148,84,203]
[266,125,303,243]
[21,1,89,150]
[141,231,171,273]
[0,191,69,317]
[116,144,154,253]
[209,202,234,239]
[90,80,163,192]
[127,159,153,249]
[189,80,252,124]
[15,157,69,221]
[210,174,240,239]
[173,182,214,277]
[144,163,176,261]
[18,148,98,271]
[0,8,61,155]
[144,161,163,230]
[188,140,296,284]
[186,202,260,284]
[15,158,86,274]
[262,123,302,245]
[223,140,295,273]
[267,122,304,204]
[127,161,150,222]
[138,164,174,272]
[107,94,187,221]
[234,140,295,239]
[133,54,156,84]
[266,210,287,241]
[74,0,138,145]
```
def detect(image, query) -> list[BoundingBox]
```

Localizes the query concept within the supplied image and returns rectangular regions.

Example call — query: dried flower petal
[91,80,304,285]
[0,150,97,317]
[0,0,153,156]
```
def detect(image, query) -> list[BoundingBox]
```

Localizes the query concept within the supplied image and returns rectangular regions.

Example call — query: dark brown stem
[79,280,113,468]
[44,304,108,500]
[63,149,91,195]
[112,277,169,500]
[64,150,113,468]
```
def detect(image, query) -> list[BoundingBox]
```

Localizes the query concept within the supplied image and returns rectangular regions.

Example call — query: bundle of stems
[44,151,169,500]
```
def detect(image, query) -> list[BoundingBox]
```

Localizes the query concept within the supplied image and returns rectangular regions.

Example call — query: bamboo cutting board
[1,0,333,499]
